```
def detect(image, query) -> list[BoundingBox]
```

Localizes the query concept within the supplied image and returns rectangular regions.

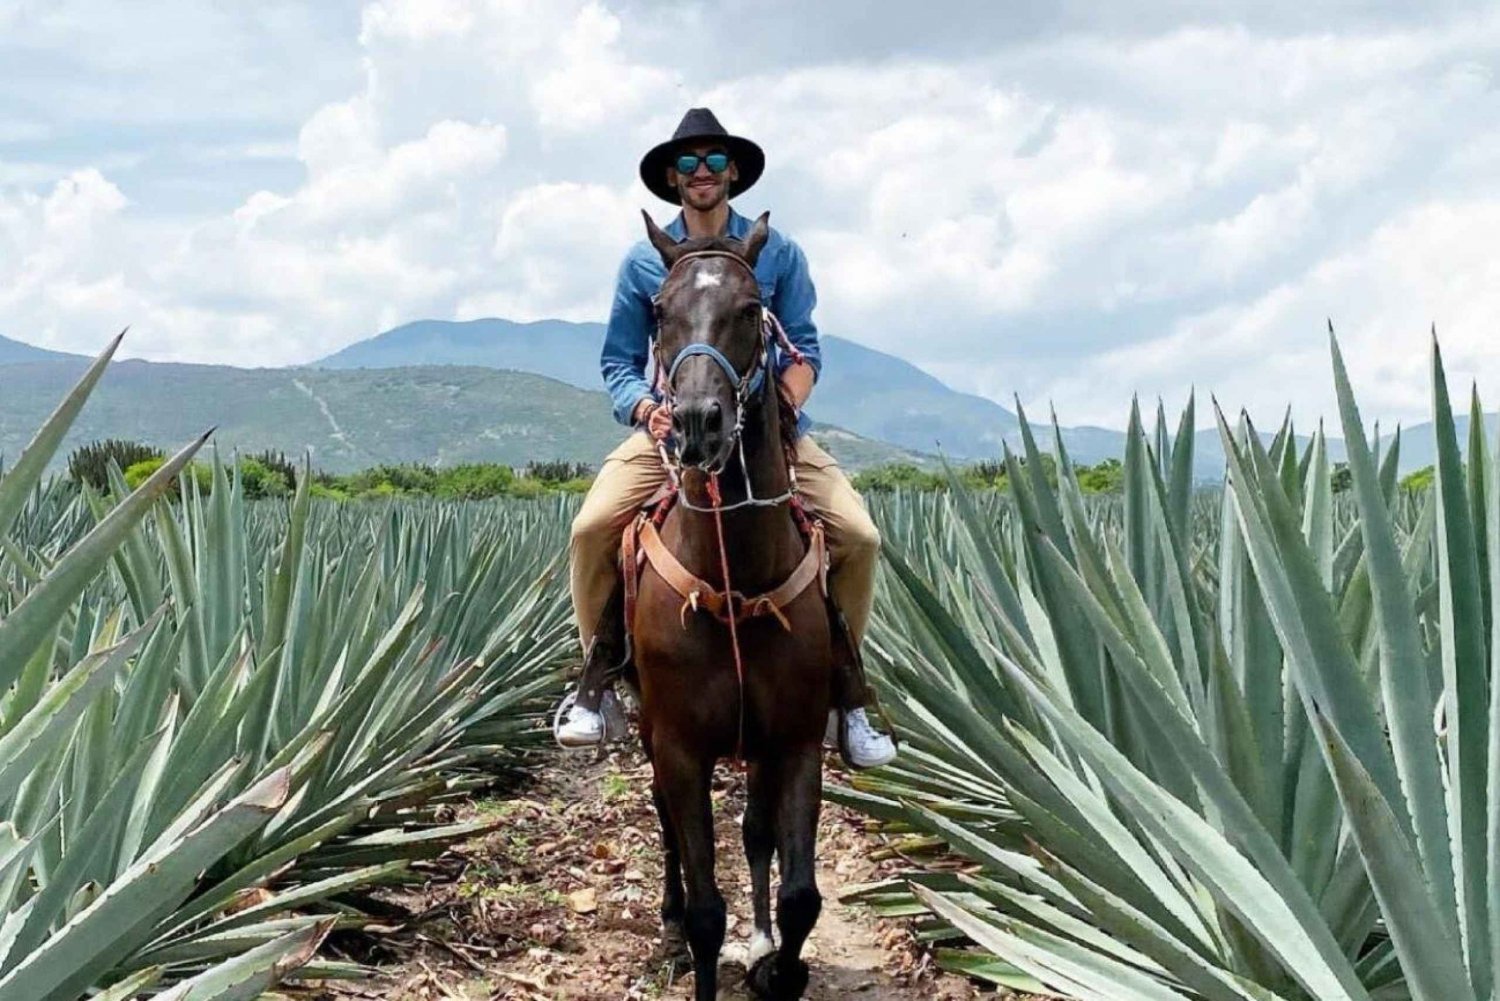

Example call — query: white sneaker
[554,694,604,748]
[834,708,897,769]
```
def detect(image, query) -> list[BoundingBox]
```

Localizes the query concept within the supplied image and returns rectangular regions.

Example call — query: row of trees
[853,457,1443,495]
[60,438,1448,502]
[65,439,592,501]
[852,455,1128,494]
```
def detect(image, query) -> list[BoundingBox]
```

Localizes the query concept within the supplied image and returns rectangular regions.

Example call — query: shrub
[237,456,291,499]
[124,457,213,497]
[524,460,593,483]
[1074,457,1125,493]
[852,463,946,493]
[435,463,515,500]
[1401,464,1435,491]
[343,464,439,496]
[251,449,298,490]
[67,438,163,489]
[507,477,546,499]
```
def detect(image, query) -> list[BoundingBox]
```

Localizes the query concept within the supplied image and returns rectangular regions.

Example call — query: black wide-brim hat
[639,107,765,205]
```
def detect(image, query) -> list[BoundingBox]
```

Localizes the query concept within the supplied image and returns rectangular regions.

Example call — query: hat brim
[639,133,764,205]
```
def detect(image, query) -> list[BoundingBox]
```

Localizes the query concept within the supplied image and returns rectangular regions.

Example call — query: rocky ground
[310,747,1001,1000]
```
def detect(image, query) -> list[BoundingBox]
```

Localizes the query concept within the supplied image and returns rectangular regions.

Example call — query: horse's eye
[740,303,761,320]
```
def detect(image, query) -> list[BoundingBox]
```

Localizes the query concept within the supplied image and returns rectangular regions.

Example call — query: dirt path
[322,748,988,1000]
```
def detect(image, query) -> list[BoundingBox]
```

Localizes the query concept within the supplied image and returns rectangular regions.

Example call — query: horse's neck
[673,400,800,588]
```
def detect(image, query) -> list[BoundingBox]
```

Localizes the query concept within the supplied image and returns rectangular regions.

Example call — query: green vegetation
[66,444,594,503]
[840,337,1498,1001]
[0,341,573,998]
[310,460,593,501]
[1402,463,1436,491]
[65,438,163,489]
[853,453,1131,494]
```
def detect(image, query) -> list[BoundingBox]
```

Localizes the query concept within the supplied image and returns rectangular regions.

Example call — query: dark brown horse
[629,211,834,1000]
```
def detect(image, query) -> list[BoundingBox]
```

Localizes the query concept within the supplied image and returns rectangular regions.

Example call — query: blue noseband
[665,340,767,398]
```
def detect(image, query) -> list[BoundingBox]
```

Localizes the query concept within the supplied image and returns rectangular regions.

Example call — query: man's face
[667,143,737,211]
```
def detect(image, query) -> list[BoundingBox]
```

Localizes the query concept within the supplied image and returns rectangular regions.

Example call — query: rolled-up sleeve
[772,239,821,382]
[600,251,657,426]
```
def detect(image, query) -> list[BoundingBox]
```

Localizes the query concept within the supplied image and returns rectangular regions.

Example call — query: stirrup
[553,688,631,745]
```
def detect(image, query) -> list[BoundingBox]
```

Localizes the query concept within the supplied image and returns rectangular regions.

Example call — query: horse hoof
[650,921,692,974]
[746,951,810,999]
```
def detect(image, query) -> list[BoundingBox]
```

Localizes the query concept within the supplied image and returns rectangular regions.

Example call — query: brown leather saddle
[621,485,828,635]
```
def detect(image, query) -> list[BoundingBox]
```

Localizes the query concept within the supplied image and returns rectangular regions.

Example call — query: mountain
[0,355,927,473]
[1377,413,1496,473]
[317,318,601,388]
[0,334,84,365]
[314,319,1024,460]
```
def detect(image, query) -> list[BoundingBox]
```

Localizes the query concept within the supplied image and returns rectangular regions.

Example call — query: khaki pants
[569,432,881,649]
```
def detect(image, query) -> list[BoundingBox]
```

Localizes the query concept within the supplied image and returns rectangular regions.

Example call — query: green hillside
[0,357,925,473]
[315,318,1024,460]
[0,333,83,365]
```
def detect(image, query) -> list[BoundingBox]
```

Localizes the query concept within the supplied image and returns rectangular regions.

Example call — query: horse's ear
[740,211,770,267]
[642,210,685,267]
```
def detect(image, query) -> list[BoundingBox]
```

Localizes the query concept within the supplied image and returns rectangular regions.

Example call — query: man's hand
[646,404,673,441]
[633,398,674,442]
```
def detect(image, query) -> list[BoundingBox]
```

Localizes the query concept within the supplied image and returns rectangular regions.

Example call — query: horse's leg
[655,741,725,1001]
[650,779,691,970]
[748,748,822,1000]
[742,761,778,966]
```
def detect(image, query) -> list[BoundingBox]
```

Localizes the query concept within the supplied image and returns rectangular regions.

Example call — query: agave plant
[841,332,1494,1001]
[0,337,575,998]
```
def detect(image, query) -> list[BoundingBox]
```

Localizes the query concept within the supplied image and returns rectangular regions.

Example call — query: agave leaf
[0,333,122,536]
[1315,711,1477,1001]
[0,769,290,1001]
[1430,337,1491,972]
[0,432,209,693]
[1039,856,1291,1001]
[6,731,165,961]
[0,618,157,807]
[994,649,1370,1001]
[91,967,162,1001]
[1329,333,1455,930]
[152,920,331,1001]
[913,883,1195,1001]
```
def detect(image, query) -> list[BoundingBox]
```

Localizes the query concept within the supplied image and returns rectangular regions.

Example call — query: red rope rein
[706,473,748,764]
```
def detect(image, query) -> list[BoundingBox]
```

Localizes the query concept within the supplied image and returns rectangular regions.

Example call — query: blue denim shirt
[600,208,821,436]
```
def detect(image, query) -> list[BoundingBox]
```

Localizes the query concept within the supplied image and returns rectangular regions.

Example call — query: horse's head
[644,209,771,471]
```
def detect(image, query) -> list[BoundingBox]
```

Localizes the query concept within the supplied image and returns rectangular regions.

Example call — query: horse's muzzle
[673,398,728,468]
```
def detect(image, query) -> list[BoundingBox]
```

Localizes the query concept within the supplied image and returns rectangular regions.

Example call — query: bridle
[651,249,801,513]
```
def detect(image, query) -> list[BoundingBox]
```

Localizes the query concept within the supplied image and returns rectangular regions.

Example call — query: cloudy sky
[3,0,1500,430]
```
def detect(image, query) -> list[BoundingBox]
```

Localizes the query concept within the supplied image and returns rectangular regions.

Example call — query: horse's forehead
[663,257,754,308]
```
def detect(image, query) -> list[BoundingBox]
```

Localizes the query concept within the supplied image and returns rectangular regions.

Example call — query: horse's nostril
[703,401,723,431]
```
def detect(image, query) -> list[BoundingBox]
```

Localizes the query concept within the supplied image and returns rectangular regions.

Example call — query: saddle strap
[622,511,645,631]
[636,519,827,630]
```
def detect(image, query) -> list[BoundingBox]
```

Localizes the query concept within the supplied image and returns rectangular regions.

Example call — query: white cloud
[3,0,1500,431]
[461,181,641,321]
[1024,197,1500,428]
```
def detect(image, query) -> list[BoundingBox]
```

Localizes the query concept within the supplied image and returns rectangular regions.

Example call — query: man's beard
[680,180,728,209]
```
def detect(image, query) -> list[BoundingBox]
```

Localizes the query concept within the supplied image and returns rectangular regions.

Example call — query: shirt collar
[664,206,748,242]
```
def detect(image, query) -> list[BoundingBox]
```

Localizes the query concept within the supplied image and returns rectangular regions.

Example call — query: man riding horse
[554,107,896,771]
